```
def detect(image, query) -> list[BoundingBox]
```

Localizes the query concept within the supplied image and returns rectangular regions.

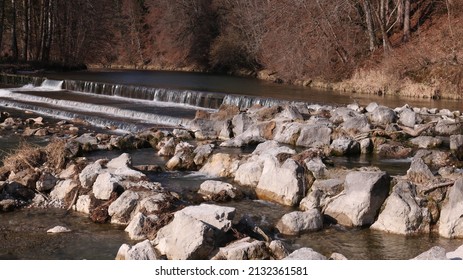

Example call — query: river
[0,70,462,259]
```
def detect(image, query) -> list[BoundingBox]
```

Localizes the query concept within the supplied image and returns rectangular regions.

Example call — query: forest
[0,0,462,98]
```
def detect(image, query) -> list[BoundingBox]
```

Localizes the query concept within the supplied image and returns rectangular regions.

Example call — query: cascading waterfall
[63,80,225,109]
[0,73,295,133]
[40,79,64,90]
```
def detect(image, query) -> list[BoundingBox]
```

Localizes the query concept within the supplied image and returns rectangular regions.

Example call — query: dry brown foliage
[44,139,67,170]
[1,139,68,173]
[1,142,44,173]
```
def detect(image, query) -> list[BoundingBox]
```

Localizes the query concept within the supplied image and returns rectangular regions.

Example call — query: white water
[0,89,189,132]
[40,79,64,90]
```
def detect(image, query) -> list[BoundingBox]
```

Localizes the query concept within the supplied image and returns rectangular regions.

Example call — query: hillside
[0,0,462,99]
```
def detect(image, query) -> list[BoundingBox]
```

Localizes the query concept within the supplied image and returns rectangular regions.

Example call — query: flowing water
[1,70,462,259]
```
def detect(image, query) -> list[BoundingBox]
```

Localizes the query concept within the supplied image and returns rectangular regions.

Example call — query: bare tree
[0,0,5,53]
[11,0,19,60]
[403,0,410,42]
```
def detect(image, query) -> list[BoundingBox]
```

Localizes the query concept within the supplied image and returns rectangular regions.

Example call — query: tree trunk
[403,0,410,42]
[363,0,376,52]
[0,0,5,52]
[12,0,19,60]
[397,0,404,26]
[23,0,29,60]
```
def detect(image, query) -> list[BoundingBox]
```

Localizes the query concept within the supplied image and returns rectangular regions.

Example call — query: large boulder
[198,180,242,201]
[299,179,344,210]
[324,171,391,227]
[406,157,435,184]
[116,240,159,260]
[371,181,430,235]
[256,156,307,206]
[79,159,105,189]
[341,115,371,134]
[50,179,79,202]
[107,190,140,225]
[368,106,397,126]
[212,238,270,260]
[199,153,239,178]
[92,173,120,200]
[409,136,442,149]
[439,178,463,238]
[234,160,264,187]
[296,125,332,148]
[399,108,418,128]
[434,119,462,136]
[330,137,360,156]
[193,144,215,166]
[273,122,304,145]
[276,209,323,235]
[153,213,215,260]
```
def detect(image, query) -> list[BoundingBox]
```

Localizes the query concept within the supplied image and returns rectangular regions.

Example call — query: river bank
[1,97,463,260]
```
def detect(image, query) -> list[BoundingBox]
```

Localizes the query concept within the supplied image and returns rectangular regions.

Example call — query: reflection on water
[0,208,131,260]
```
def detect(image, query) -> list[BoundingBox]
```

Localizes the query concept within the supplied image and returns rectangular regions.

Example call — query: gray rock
[273,122,304,145]
[75,195,91,214]
[412,246,447,260]
[193,144,214,166]
[108,190,140,225]
[305,157,327,179]
[365,102,379,113]
[234,160,264,187]
[92,173,120,200]
[409,136,442,148]
[199,153,239,178]
[439,178,463,238]
[371,181,430,235]
[198,180,242,200]
[212,238,269,260]
[406,157,435,184]
[176,204,236,232]
[330,138,360,156]
[296,125,332,148]
[368,106,397,125]
[269,240,290,260]
[276,209,323,235]
[399,108,417,127]
[341,115,371,134]
[157,137,177,156]
[36,172,58,192]
[116,240,159,260]
[74,133,98,146]
[50,179,79,201]
[284,248,326,260]
[59,164,79,180]
[232,113,254,136]
[256,157,306,206]
[166,142,196,170]
[324,171,391,227]
[125,212,152,240]
[360,138,373,154]
[172,128,193,140]
[252,140,296,156]
[79,160,105,189]
[450,135,463,151]
[153,211,216,260]
[435,119,462,136]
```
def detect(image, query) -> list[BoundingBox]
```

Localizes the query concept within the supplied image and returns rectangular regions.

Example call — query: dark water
[0,208,131,260]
